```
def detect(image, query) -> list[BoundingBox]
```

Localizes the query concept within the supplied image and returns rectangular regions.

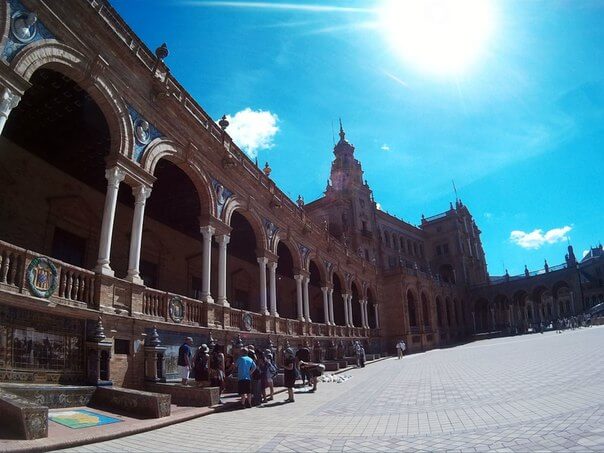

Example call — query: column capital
[267,260,278,270]
[294,274,304,282]
[257,256,268,265]
[215,234,230,245]
[0,87,21,116]
[200,225,215,238]
[320,286,329,293]
[132,184,152,203]
[105,166,126,187]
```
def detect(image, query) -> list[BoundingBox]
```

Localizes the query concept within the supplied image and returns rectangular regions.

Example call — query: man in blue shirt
[177,337,194,385]
[235,347,256,408]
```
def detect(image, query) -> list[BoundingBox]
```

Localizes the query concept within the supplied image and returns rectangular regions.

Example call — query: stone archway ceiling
[3,68,111,193]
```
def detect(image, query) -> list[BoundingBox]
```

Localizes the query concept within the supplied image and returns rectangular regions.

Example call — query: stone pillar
[343,294,350,327]
[258,257,268,315]
[268,261,278,316]
[348,295,354,327]
[328,288,335,325]
[215,234,230,306]
[374,303,380,329]
[294,275,304,321]
[360,300,368,328]
[95,167,126,276]
[200,225,215,303]
[321,287,329,325]
[0,87,21,135]
[126,185,152,284]
[303,276,311,323]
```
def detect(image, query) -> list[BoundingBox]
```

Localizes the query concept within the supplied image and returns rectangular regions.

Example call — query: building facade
[0,0,600,389]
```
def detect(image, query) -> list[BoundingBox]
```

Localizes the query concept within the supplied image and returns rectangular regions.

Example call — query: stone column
[258,257,268,315]
[126,185,152,284]
[200,225,215,303]
[268,261,278,317]
[348,296,354,327]
[343,294,350,326]
[0,87,21,135]
[361,300,368,328]
[328,288,335,325]
[215,234,230,306]
[374,303,380,328]
[321,287,329,325]
[303,276,311,323]
[294,275,304,321]
[95,167,126,276]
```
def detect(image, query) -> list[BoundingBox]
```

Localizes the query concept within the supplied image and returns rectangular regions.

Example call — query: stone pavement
[58,327,604,452]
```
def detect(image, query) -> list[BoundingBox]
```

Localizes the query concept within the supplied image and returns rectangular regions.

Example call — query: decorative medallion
[127,105,162,161]
[242,313,253,331]
[168,297,185,323]
[265,220,279,242]
[299,245,310,264]
[212,179,233,218]
[1,1,55,62]
[26,257,58,298]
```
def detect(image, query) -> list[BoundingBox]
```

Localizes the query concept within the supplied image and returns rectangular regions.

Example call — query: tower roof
[334,118,355,156]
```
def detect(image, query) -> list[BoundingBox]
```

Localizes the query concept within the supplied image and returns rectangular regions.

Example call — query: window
[51,227,87,268]
[114,339,130,355]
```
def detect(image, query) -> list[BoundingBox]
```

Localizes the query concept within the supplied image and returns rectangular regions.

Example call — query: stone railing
[142,288,168,320]
[0,240,26,291]
[57,266,95,305]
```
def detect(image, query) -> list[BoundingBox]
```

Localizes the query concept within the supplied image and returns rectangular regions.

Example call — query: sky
[111,0,603,276]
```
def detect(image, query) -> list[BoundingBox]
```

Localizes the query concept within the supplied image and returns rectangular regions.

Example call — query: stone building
[0,0,600,389]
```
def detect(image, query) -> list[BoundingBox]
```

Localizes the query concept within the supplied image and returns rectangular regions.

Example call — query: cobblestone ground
[59,327,604,452]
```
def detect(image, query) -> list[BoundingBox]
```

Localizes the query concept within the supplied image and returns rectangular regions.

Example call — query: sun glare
[379,0,495,76]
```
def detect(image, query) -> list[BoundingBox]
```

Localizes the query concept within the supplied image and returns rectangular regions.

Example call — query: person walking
[283,348,296,403]
[235,347,256,408]
[396,339,406,359]
[177,337,194,385]
[355,341,366,368]
[264,352,277,401]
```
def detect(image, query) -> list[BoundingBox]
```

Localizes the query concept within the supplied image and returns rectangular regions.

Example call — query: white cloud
[381,144,391,151]
[510,226,572,250]
[222,108,279,158]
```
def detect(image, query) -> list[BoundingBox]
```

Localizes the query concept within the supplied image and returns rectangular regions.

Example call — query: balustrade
[0,241,25,289]
[57,267,95,305]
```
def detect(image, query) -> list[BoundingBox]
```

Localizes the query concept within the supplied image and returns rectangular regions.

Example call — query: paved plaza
[59,327,604,452]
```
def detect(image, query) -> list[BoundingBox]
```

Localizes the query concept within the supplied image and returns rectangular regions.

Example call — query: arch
[367,287,377,328]
[307,255,327,284]
[144,140,215,218]
[332,272,345,326]
[350,280,362,327]
[273,235,302,269]
[11,40,132,158]
[223,199,267,250]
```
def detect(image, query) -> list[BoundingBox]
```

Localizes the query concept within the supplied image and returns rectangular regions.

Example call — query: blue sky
[112,0,603,276]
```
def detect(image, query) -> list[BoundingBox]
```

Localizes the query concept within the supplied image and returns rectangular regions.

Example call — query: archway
[276,241,297,319]
[367,288,376,328]
[351,281,362,327]
[227,211,260,312]
[309,260,324,323]
[333,272,345,326]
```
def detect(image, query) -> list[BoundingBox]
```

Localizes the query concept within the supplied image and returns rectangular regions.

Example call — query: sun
[379,0,495,76]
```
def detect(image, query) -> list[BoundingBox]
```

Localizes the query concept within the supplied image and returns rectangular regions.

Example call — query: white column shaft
[343,294,350,326]
[216,235,230,306]
[303,276,311,322]
[95,167,126,276]
[268,261,278,316]
[374,304,380,328]
[258,257,268,315]
[127,185,152,284]
[321,287,329,325]
[200,226,215,302]
[328,289,335,325]
[348,296,354,327]
[295,275,304,321]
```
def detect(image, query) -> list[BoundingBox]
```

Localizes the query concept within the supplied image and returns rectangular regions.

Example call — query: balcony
[0,240,370,340]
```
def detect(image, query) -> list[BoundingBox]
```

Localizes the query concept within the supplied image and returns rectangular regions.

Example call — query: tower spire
[339,118,345,141]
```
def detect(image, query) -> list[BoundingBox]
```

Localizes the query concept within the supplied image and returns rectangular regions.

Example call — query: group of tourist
[395,339,407,359]
[554,314,592,333]
[177,336,226,399]
[233,345,278,408]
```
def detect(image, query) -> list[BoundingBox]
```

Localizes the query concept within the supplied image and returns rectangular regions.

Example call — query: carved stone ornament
[168,296,185,323]
[11,11,37,44]
[286,320,293,335]
[242,313,253,331]
[26,257,58,298]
